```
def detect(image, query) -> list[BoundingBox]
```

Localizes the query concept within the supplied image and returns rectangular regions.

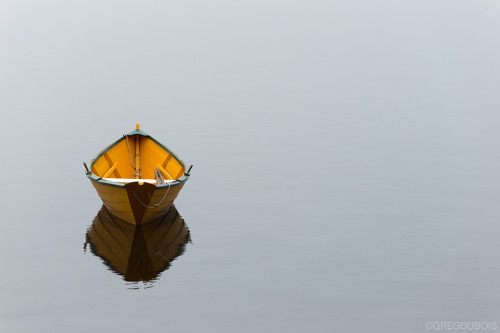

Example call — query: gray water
[2,1,500,332]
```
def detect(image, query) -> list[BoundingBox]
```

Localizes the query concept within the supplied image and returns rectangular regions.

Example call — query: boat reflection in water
[84,205,191,289]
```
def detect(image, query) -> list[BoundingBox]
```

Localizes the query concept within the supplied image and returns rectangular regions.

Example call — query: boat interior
[91,135,185,184]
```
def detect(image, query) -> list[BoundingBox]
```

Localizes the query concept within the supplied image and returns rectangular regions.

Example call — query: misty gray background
[1,1,500,332]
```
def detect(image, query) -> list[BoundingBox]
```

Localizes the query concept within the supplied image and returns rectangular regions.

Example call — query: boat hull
[90,178,185,225]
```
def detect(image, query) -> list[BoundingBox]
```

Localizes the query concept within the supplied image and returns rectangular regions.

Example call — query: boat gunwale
[86,129,190,188]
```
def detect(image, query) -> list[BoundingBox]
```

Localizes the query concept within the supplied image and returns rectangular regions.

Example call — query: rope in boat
[124,134,141,178]
[132,181,171,209]
[124,134,135,168]
[133,157,141,179]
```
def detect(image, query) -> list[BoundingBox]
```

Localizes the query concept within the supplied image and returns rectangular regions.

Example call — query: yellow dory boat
[84,124,192,225]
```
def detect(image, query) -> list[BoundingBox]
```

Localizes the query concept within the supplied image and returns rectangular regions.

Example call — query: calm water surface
[1,1,500,332]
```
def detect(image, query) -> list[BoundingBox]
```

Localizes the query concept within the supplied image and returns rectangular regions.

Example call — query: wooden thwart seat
[103,153,121,178]
[156,163,173,180]
[102,162,118,178]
